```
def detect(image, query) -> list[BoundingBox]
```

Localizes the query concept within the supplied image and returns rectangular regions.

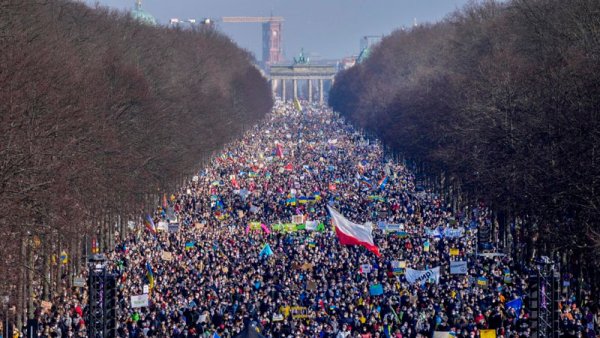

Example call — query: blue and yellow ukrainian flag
[146,262,155,290]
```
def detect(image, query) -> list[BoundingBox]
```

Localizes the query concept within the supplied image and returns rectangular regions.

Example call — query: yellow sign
[249,222,261,230]
[450,248,459,256]
[480,330,497,338]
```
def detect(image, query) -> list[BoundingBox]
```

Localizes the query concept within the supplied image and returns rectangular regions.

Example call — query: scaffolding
[529,257,560,338]
[87,254,117,338]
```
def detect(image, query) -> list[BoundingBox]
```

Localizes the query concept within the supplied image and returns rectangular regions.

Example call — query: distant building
[360,35,382,52]
[340,56,357,70]
[358,35,382,63]
[131,0,157,26]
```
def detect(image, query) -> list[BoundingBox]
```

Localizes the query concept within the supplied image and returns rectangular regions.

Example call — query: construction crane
[221,16,284,66]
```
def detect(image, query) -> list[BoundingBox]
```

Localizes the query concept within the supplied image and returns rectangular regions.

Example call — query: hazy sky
[84,0,470,60]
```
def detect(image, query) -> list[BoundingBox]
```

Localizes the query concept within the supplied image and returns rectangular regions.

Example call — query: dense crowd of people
[28,102,599,338]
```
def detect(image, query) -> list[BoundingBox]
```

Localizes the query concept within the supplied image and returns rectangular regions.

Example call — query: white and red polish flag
[327,206,381,257]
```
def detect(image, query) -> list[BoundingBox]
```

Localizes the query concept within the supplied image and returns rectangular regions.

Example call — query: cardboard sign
[307,281,317,291]
[131,294,149,308]
[291,306,310,319]
[450,261,468,274]
[73,277,86,287]
[162,251,173,261]
[168,223,179,233]
[40,301,53,313]
[360,264,372,274]
[157,221,169,232]
[301,263,313,271]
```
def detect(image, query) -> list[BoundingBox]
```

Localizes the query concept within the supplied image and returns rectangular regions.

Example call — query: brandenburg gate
[270,62,337,104]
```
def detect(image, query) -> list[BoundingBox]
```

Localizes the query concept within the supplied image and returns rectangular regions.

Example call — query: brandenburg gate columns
[270,63,336,106]
[319,79,324,104]
[293,79,298,100]
[282,80,286,102]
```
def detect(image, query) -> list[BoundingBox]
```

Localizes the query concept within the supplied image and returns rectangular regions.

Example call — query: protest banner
[131,294,149,308]
[450,248,460,256]
[425,228,441,237]
[405,267,441,284]
[443,227,465,238]
[450,261,467,274]
[291,306,310,319]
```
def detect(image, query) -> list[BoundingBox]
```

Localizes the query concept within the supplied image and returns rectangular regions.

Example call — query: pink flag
[260,223,271,234]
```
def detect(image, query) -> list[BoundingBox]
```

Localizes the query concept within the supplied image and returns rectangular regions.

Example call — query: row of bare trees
[0,0,272,327]
[330,0,600,298]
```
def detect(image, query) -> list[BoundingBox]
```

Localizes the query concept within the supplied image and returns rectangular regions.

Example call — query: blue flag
[369,284,384,296]
[378,176,388,190]
[259,244,274,258]
[505,298,523,314]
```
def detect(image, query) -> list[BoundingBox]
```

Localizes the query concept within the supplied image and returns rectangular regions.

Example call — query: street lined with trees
[0,0,272,328]
[330,0,600,300]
